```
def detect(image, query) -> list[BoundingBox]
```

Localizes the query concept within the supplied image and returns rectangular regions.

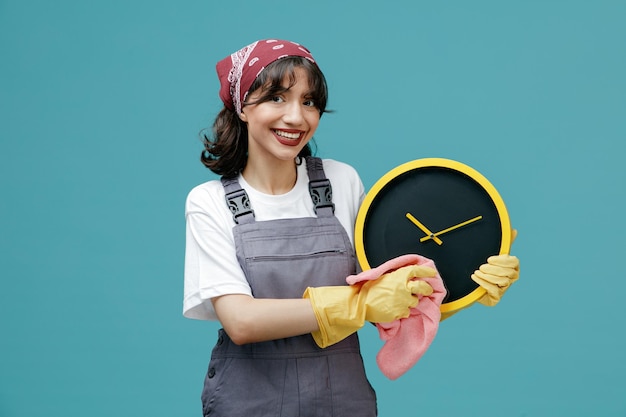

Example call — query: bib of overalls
[201,157,377,417]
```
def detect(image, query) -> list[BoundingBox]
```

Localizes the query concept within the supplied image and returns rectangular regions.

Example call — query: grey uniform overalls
[201,157,377,417]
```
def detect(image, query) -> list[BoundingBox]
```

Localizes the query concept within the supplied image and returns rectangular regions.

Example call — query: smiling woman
[182,39,519,417]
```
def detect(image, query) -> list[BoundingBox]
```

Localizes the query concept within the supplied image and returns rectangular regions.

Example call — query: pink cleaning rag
[346,254,447,380]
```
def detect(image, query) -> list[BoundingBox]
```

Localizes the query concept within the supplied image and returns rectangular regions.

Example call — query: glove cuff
[303,286,362,348]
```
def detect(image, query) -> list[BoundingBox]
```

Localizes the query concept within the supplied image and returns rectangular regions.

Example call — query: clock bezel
[354,158,512,313]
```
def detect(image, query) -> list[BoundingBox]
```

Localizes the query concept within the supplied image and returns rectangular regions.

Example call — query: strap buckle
[308,179,334,214]
[224,189,254,224]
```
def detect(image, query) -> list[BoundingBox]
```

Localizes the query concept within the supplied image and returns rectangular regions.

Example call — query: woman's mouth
[273,129,303,145]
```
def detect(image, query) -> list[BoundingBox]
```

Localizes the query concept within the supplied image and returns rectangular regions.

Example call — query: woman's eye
[270,96,284,103]
[303,99,316,107]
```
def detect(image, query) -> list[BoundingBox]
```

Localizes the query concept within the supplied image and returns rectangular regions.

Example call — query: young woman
[183,39,519,416]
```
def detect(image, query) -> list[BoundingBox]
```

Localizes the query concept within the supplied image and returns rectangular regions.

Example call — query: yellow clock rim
[354,158,512,314]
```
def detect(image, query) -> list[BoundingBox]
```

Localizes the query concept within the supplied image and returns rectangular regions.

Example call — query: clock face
[355,158,511,312]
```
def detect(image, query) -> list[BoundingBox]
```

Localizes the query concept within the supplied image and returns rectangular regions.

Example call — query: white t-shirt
[183,159,365,321]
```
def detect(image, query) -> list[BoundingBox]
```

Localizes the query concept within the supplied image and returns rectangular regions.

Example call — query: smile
[273,129,302,140]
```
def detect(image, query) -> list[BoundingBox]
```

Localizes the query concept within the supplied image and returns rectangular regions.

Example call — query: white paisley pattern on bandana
[228,40,258,115]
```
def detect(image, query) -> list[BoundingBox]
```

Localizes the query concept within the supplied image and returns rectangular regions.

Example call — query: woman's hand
[472,254,520,306]
[304,264,435,348]
[358,264,435,323]
[471,229,520,306]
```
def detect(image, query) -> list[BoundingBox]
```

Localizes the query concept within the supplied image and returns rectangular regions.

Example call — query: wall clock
[354,158,512,313]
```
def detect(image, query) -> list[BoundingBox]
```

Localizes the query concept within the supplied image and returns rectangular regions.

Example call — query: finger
[473,269,511,286]
[471,273,503,302]
[407,280,434,296]
[511,228,518,243]
[487,254,519,269]
[479,263,519,280]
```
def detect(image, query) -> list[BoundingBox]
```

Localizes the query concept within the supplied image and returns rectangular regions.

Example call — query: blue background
[1,1,625,416]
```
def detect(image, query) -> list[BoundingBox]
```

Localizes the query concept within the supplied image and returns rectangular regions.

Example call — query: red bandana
[216,39,317,114]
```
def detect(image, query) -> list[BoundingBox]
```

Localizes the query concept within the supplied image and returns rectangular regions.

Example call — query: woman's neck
[241,158,298,195]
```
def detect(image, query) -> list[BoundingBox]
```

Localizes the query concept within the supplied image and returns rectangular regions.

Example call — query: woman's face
[240,67,320,165]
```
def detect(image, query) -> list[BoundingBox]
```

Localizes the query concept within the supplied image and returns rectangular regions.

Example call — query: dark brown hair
[200,56,328,177]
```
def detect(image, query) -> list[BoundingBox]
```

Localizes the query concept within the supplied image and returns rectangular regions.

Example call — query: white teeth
[274,130,300,140]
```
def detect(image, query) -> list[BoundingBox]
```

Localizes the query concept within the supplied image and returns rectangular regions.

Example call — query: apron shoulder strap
[305,157,335,217]
[221,176,255,224]
[221,157,335,222]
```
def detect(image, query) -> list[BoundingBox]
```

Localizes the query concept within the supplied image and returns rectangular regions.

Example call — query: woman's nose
[282,102,305,125]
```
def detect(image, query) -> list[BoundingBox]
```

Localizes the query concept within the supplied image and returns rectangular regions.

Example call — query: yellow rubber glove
[304,265,435,348]
[471,254,520,306]
[441,229,520,320]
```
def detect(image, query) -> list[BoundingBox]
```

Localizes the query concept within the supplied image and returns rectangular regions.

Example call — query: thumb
[407,280,434,296]
[487,254,520,269]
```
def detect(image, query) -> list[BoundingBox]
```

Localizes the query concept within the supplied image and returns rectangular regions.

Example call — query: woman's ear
[239,111,247,123]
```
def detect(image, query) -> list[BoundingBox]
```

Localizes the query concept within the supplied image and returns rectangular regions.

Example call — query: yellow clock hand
[405,213,443,245]
[420,215,483,242]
